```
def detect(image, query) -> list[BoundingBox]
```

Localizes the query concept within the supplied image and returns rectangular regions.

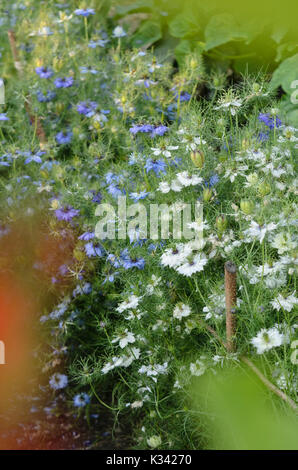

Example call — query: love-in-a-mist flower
[73,393,91,408]
[54,76,74,88]
[251,327,284,354]
[173,303,191,320]
[49,373,68,390]
[74,8,95,17]
[55,130,73,144]
[35,66,54,78]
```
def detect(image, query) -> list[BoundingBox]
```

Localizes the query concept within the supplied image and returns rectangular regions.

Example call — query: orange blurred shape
[0,213,76,448]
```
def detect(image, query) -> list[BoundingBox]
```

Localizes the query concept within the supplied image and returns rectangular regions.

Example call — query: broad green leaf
[205,14,259,51]
[113,0,154,18]
[131,20,162,48]
[168,12,200,39]
[271,53,298,94]
[279,98,298,127]
[275,42,298,63]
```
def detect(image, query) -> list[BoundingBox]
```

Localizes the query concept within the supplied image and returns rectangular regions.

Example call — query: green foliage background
[111,0,298,124]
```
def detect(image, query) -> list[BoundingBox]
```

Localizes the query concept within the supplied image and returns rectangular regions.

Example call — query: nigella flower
[107,184,124,198]
[129,123,154,135]
[258,131,269,142]
[258,113,282,130]
[54,76,74,88]
[35,66,54,79]
[173,90,191,102]
[129,190,149,202]
[84,242,103,257]
[36,90,56,102]
[55,130,73,144]
[122,256,145,270]
[79,66,98,75]
[88,39,109,48]
[112,25,127,38]
[25,154,43,164]
[151,125,169,137]
[49,373,68,390]
[74,8,95,16]
[0,113,9,121]
[78,231,95,241]
[77,101,98,117]
[144,158,167,176]
[89,190,102,203]
[55,205,80,221]
[73,393,91,408]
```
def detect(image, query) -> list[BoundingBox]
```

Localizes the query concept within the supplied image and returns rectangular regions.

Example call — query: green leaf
[204,14,258,51]
[113,0,154,18]
[271,53,298,94]
[131,20,162,48]
[279,98,298,127]
[168,12,200,39]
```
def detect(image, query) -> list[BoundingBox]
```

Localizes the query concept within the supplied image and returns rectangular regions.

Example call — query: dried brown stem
[7,30,47,144]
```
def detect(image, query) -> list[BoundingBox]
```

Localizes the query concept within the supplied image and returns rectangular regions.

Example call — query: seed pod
[203,187,212,202]
[190,149,205,169]
[240,200,254,215]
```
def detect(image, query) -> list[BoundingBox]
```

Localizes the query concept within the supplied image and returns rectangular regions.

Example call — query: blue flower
[151,125,168,137]
[107,184,124,198]
[129,124,154,135]
[49,373,68,390]
[74,8,95,17]
[0,113,9,121]
[84,242,103,257]
[36,90,56,102]
[35,66,54,79]
[258,131,269,142]
[122,256,145,270]
[55,206,80,221]
[129,190,149,202]
[258,113,282,130]
[73,393,91,408]
[89,190,102,203]
[25,154,43,164]
[55,130,73,144]
[144,158,166,176]
[79,66,98,75]
[77,101,98,117]
[78,231,95,241]
[88,39,109,48]
[54,76,74,88]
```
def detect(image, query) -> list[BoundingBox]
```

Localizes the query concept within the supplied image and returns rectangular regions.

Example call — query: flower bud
[203,187,212,202]
[252,82,260,93]
[190,149,205,168]
[216,215,227,233]
[240,200,254,215]
[258,182,271,197]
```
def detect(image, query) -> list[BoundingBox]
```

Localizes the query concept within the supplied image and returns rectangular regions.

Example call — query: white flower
[147,435,162,448]
[112,329,136,348]
[176,171,203,187]
[190,359,206,376]
[158,181,171,193]
[251,327,284,354]
[271,293,298,312]
[243,220,277,244]
[271,232,295,254]
[130,400,143,408]
[113,26,126,38]
[173,303,191,320]
[171,179,183,192]
[161,244,192,268]
[151,145,178,158]
[215,98,242,115]
[116,295,140,313]
[176,253,208,277]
